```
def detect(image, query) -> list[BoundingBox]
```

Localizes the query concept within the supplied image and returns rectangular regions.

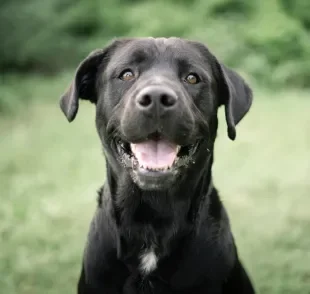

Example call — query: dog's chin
[130,168,177,191]
[114,136,201,191]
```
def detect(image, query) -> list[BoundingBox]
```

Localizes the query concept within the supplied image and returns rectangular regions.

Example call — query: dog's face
[60,38,252,190]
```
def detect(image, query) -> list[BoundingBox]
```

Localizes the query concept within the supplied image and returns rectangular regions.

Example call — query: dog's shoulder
[196,187,234,257]
[169,187,236,289]
[84,186,118,267]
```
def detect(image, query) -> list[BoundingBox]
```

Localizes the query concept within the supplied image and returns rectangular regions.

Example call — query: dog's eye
[185,73,200,84]
[119,70,135,81]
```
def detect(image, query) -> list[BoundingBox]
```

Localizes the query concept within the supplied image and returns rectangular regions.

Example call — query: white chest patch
[139,249,158,274]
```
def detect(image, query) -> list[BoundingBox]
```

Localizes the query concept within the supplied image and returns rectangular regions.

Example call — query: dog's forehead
[110,37,205,64]
[152,37,187,49]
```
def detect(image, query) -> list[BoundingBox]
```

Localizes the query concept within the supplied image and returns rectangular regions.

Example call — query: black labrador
[59,37,255,294]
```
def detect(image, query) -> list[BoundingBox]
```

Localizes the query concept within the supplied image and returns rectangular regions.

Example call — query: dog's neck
[101,152,214,261]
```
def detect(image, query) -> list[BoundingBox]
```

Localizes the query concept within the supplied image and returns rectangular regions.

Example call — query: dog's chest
[120,239,160,275]
[119,203,177,275]
[139,248,158,274]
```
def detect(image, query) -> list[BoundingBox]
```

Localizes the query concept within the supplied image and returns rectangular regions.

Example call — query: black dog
[59,37,255,294]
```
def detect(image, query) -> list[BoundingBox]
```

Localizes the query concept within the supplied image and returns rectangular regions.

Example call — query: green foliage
[1,0,310,89]
[0,0,131,72]
[206,0,254,17]
[240,1,310,87]
[281,0,310,28]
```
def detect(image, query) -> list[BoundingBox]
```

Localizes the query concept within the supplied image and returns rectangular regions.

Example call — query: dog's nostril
[136,89,177,110]
[138,94,152,107]
[160,94,177,107]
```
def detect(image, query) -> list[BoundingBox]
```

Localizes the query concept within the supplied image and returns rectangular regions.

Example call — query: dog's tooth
[132,158,138,169]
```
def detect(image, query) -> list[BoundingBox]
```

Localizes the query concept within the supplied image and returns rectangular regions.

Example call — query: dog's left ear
[216,62,253,140]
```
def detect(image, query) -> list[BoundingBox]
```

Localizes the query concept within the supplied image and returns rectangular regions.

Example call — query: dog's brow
[177,57,206,74]
[177,58,192,70]
[117,48,150,66]
[130,49,149,63]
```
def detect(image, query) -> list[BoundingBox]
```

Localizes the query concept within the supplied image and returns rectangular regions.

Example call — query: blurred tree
[0,0,309,88]
[281,0,310,29]
[0,0,130,73]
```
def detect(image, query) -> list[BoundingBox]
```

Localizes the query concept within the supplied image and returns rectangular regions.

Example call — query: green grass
[1,75,310,294]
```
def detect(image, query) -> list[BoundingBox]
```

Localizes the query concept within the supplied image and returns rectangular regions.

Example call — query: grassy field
[1,75,310,294]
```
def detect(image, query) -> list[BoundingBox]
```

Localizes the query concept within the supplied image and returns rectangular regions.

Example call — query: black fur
[59,37,255,294]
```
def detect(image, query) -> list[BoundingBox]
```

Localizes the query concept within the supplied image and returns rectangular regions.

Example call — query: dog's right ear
[59,49,106,122]
[59,39,131,122]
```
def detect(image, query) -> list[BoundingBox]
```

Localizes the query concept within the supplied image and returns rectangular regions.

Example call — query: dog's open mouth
[116,135,200,173]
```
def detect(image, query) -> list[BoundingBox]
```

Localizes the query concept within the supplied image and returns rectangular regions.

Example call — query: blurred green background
[1,0,309,293]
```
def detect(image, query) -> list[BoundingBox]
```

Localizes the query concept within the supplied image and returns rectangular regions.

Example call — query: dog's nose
[136,86,178,115]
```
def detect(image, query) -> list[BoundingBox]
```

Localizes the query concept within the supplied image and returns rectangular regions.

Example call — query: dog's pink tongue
[131,139,178,169]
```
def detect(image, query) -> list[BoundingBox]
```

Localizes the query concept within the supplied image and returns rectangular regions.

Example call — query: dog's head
[60,38,252,191]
